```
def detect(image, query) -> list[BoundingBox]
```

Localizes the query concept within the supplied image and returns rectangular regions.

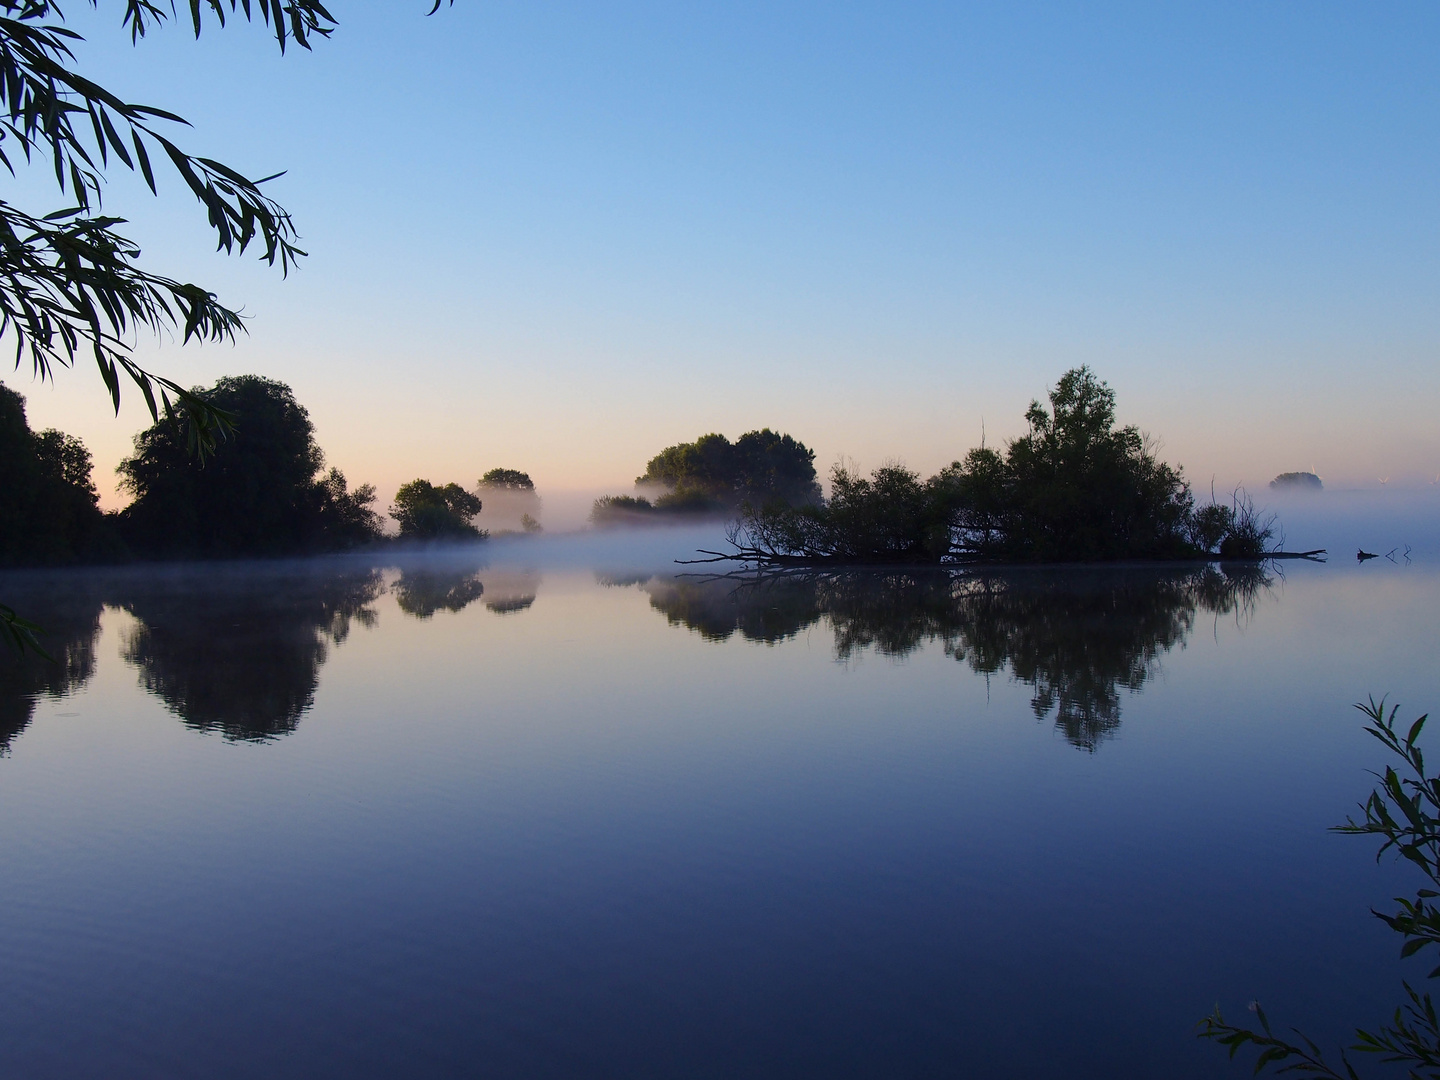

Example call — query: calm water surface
[2,524,1437,1078]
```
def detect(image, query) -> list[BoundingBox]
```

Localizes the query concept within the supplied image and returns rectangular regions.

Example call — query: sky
[7,1,1440,520]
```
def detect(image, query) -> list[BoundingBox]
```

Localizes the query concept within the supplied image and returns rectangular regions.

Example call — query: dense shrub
[738,368,1273,564]
[117,375,382,558]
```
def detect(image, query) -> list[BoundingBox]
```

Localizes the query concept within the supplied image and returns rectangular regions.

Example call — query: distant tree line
[592,429,821,525]
[0,376,536,567]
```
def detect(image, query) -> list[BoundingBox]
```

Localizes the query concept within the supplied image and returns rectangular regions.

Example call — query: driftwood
[677,545,1329,568]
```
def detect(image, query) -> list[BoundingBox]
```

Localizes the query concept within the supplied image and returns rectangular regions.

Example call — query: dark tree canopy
[736,368,1270,565]
[117,375,381,558]
[637,429,821,511]
[479,468,535,491]
[390,480,485,540]
[0,383,113,566]
[947,366,1196,561]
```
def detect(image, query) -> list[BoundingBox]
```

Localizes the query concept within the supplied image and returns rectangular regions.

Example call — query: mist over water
[1,497,1437,1078]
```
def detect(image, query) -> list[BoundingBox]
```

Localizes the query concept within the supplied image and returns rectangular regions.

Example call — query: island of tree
[724,368,1277,564]
[599,368,1282,565]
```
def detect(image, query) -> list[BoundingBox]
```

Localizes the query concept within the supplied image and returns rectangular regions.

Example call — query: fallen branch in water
[678,544,1329,568]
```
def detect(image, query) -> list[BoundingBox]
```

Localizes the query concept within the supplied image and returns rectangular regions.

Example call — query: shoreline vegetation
[0,375,543,568]
[6,366,1324,574]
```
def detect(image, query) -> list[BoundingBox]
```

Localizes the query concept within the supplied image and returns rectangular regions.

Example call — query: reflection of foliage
[119,567,382,741]
[641,564,1272,750]
[393,567,541,617]
[1200,699,1440,1078]
[643,576,822,644]
[0,577,103,753]
[937,571,1203,751]
[479,570,540,615]
[486,595,535,614]
[392,568,485,618]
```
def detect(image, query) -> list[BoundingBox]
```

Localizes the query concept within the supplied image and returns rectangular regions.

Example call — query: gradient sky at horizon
[6,0,1440,515]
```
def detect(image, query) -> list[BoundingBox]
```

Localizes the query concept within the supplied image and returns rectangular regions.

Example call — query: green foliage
[313,466,383,548]
[590,494,654,527]
[637,429,821,510]
[0,382,114,567]
[479,468,535,491]
[0,1,454,452]
[736,368,1274,564]
[0,603,49,658]
[117,375,382,556]
[390,480,485,540]
[520,513,543,534]
[1199,697,1440,1078]
[0,0,333,449]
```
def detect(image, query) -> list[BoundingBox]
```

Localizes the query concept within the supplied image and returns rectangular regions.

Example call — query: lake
[2,513,1437,1078]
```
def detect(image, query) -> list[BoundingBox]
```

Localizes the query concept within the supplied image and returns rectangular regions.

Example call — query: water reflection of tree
[392,568,486,618]
[639,563,1272,751]
[641,575,823,644]
[118,566,383,741]
[482,570,540,615]
[0,576,104,753]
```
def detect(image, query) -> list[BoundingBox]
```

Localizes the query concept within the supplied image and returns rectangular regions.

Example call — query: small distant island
[1269,471,1323,491]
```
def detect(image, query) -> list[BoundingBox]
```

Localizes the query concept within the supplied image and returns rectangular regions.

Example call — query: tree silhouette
[390,481,484,540]
[117,376,381,557]
[0,383,113,567]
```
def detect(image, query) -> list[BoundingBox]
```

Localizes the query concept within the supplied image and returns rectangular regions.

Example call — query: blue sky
[10,1,1440,515]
